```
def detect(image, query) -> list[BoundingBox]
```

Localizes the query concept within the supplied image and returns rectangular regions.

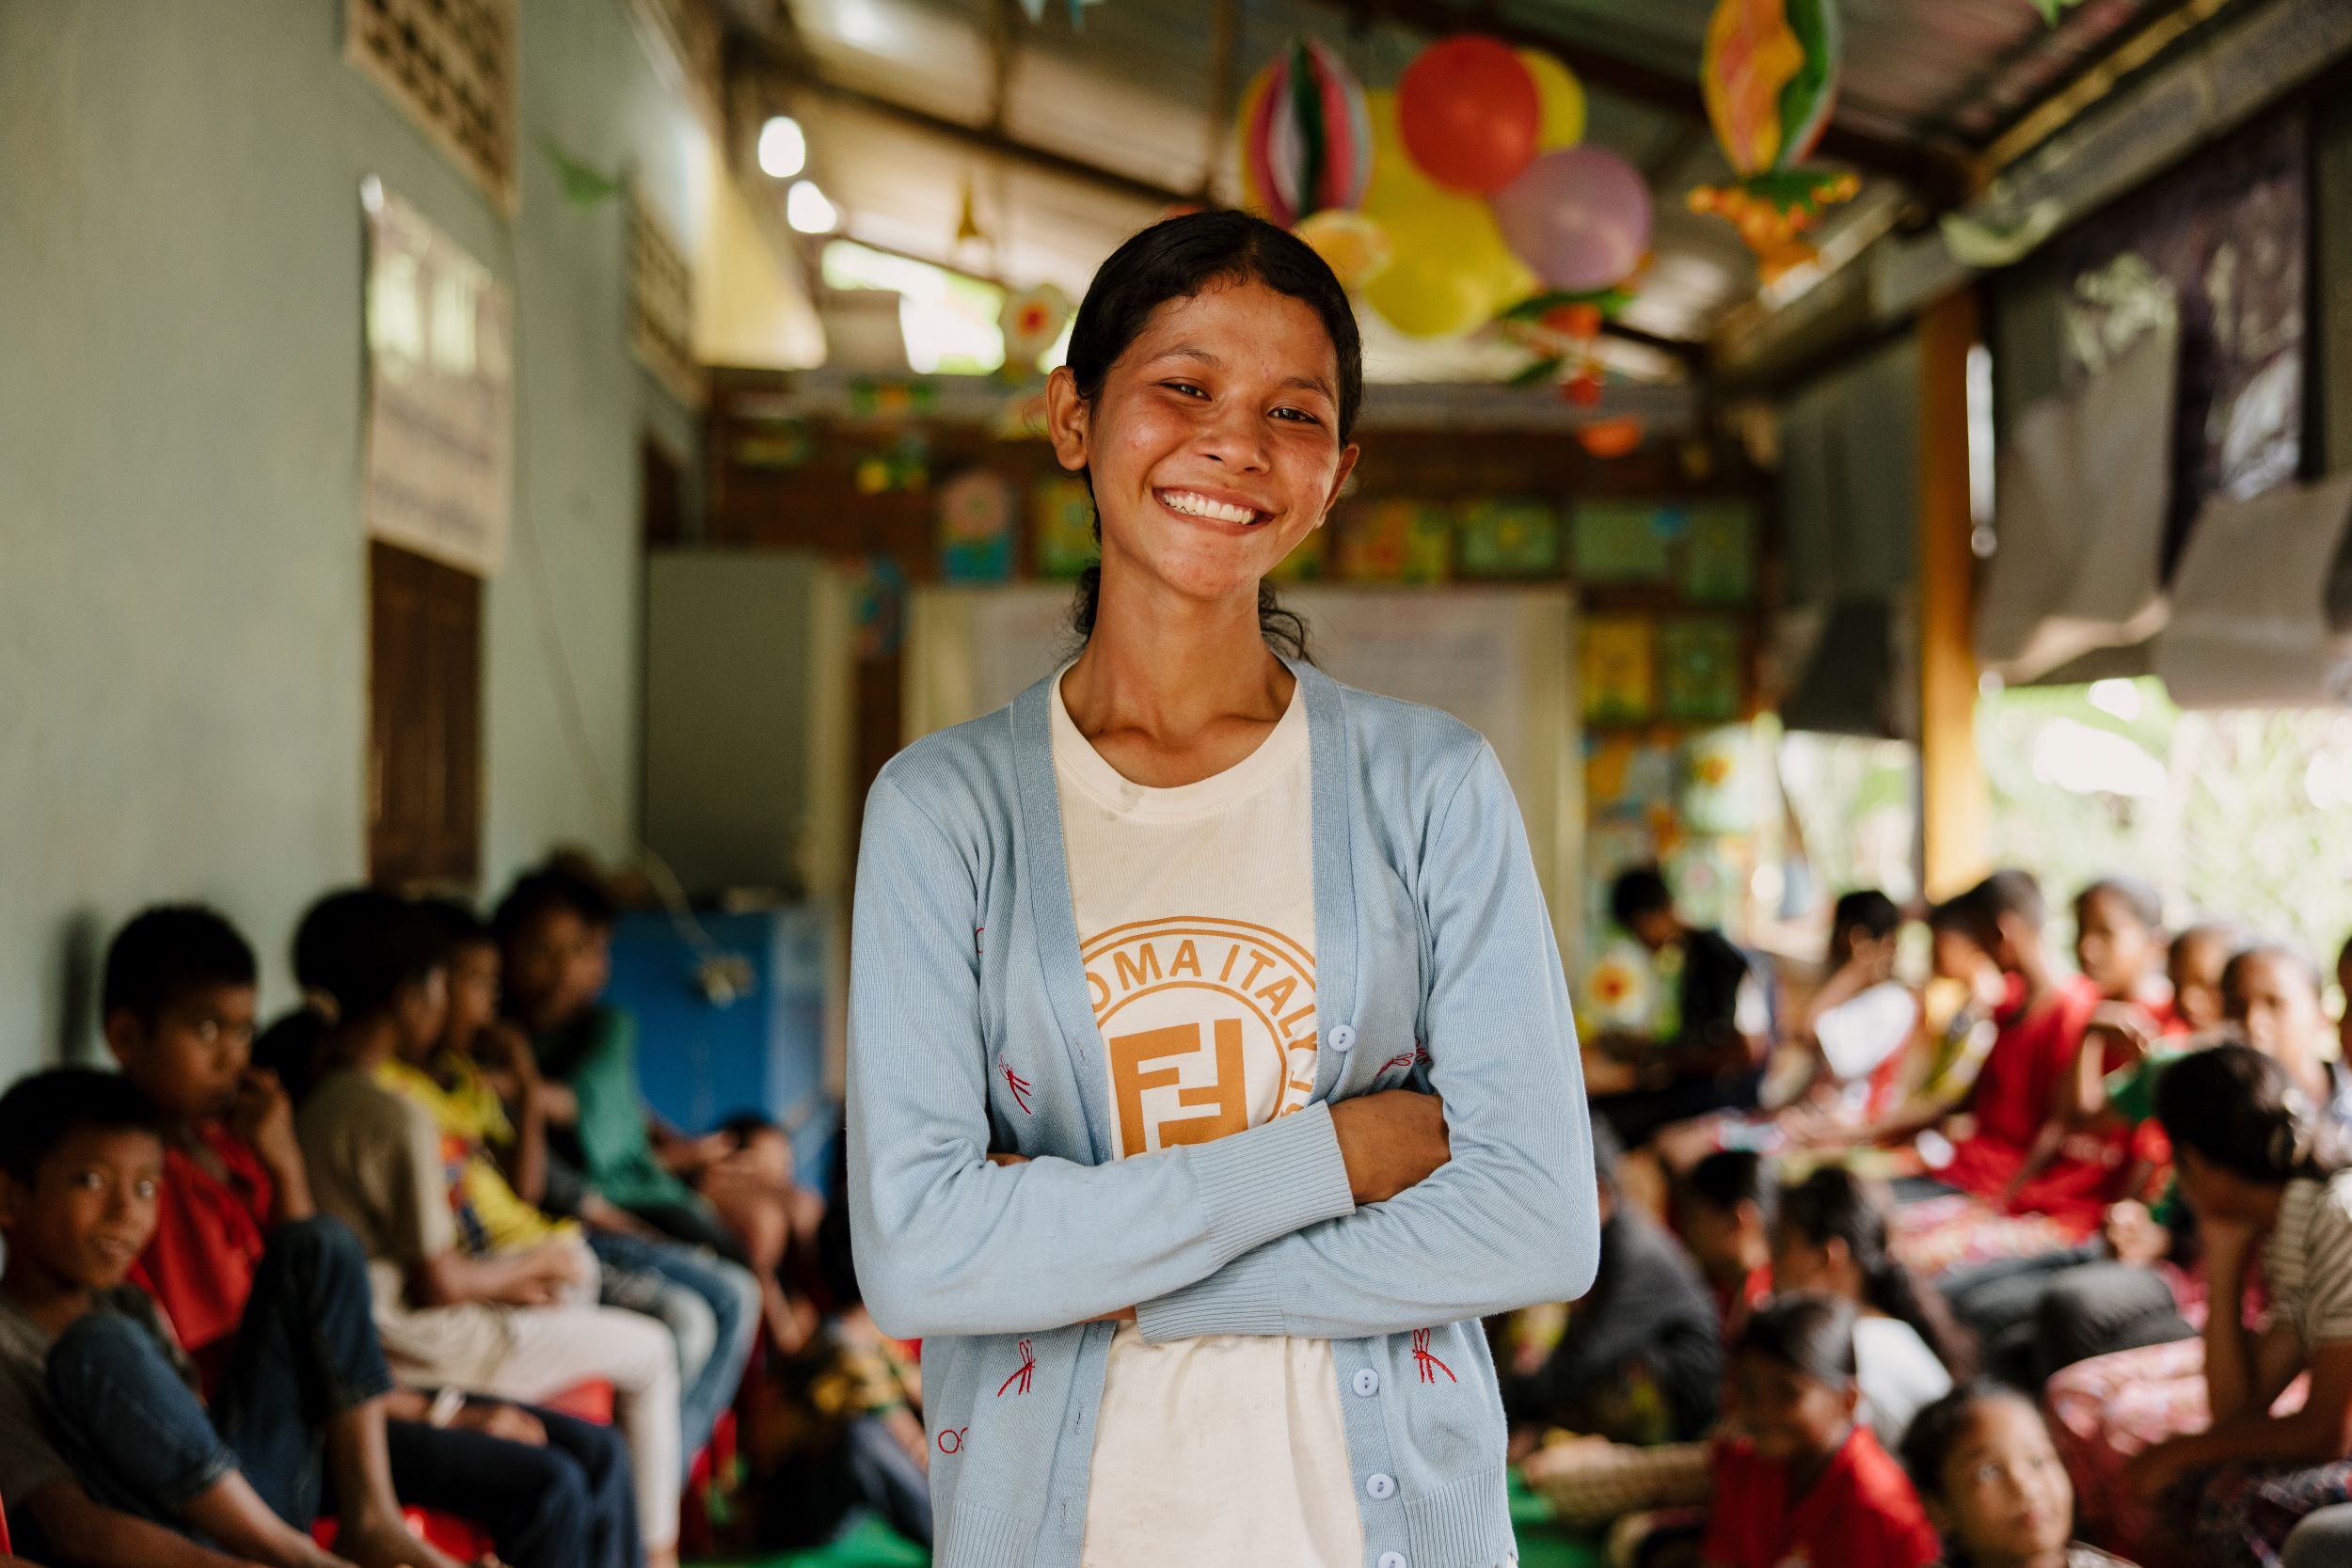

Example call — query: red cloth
[1700,1427,1939,1568]
[1938,974,2129,1229]
[132,1122,274,1390]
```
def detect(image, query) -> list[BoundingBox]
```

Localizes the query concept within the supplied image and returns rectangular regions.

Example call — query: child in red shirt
[1703,1294,1939,1568]
[1932,873,2115,1229]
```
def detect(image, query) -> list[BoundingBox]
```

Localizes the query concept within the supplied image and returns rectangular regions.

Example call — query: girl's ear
[1044,365,1090,474]
[1315,442,1361,526]
[1836,1381,1862,1420]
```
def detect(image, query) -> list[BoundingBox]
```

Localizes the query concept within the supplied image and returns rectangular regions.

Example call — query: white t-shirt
[1854,1313,1952,1449]
[1053,671,1364,1568]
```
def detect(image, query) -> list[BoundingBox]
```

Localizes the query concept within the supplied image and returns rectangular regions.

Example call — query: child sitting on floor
[414,898,758,1472]
[103,904,640,1568]
[2122,1042,2352,1565]
[285,889,686,1568]
[0,1068,455,1568]
[1501,1121,1724,1452]
[1701,1293,1940,1568]
[1679,1150,1776,1336]
[1772,1167,1971,1446]
[1900,1382,2137,1568]
[494,866,808,1352]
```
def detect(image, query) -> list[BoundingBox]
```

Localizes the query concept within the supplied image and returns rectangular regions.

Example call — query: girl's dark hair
[293,889,452,1023]
[1832,890,1902,946]
[1779,1166,1979,1379]
[2156,1040,2346,1185]
[2220,941,2324,1006]
[1683,1148,1778,1233]
[1899,1379,2042,1502]
[1062,209,1363,660]
[253,1006,331,1105]
[2077,876,2163,931]
[1734,1291,1858,1386]
[418,896,494,952]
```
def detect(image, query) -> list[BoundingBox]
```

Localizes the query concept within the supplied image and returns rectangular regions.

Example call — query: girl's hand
[2105,1200,2170,1266]
[230,1068,303,1175]
[1331,1089,1451,1205]
[453,1401,548,1447]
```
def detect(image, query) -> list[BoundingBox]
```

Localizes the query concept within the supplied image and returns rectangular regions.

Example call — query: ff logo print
[1083,916,1318,1157]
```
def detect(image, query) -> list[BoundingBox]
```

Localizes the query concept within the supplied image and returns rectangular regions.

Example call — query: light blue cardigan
[847,658,1599,1568]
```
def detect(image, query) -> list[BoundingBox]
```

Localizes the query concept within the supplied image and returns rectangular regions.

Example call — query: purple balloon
[1491,147,1654,293]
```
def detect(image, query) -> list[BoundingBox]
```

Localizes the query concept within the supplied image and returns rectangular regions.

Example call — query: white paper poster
[361,179,513,576]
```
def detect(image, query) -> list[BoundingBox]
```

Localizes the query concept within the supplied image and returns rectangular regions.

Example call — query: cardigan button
[1365,1472,1396,1501]
[1353,1368,1380,1397]
[1327,1023,1357,1052]
[1377,1555,1408,1568]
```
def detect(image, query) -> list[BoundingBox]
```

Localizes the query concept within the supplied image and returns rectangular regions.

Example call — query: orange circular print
[1080,915,1319,1158]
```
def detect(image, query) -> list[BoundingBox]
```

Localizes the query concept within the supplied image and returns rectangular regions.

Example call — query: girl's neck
[2010,951,2055,1002]
[1067,564,1293,740]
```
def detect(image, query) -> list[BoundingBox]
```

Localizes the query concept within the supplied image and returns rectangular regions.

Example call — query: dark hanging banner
[2043,110,2309,574]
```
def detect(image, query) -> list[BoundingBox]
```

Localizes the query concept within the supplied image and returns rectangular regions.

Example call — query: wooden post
[1917,289,1990,900]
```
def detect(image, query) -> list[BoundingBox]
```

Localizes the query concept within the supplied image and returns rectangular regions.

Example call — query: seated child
[1930,872,2113,1229]
[494,866,806,1350]
[1679,1150,1776,1335]
[1899,1381,2139,1568]
[1657,892,1919,1168]
[2122,1043,2352,1566]
[1701,1294,1940,1568]
[2063,879,2185,1130]
[1500,1120,1724,1449]
[0,1068,452,1568]
[102,905,640,1568]
[1585,865,1773,1150]
[1771,1167,1970,1447]
[416,898,757,1469]
[285,890,687,1567]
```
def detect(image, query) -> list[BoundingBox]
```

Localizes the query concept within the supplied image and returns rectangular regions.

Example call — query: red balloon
[1397,36,1540,194]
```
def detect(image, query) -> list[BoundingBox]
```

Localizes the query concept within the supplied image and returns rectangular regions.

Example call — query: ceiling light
[787,180,839,234]
[757,116,806,179]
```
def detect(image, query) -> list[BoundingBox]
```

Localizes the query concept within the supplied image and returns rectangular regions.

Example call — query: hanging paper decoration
[1492,146,1653,293]
[1691,0,1853,277]
[847,378,938,420]
[1686,170,1860,282]
[1293,209,1392,290]
[1237,38,1374,229]
[1578,418,1647,459]
[1397,36,1539,195]
[999,283,1072,374]
[1517,50,1586,152]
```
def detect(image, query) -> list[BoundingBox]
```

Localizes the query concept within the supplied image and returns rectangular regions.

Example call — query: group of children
[1516,864,2352,1568]
[0,863,924,1568]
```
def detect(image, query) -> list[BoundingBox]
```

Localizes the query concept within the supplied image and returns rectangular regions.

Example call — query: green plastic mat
[712,1478,1602,1568]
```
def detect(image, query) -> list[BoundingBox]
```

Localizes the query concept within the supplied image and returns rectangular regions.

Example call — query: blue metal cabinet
[604,905,837,1196]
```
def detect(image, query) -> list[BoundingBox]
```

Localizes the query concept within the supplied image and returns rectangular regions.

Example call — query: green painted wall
[0,0,712,1074]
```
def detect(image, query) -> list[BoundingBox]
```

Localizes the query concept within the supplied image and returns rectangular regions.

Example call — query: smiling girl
[846,210,1599,1568]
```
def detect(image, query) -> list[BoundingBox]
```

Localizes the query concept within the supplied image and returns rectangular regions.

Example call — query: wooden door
[368,540,483,887]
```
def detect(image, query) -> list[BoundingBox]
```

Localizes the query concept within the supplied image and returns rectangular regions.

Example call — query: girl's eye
[135,1180,159,1199]
[1162,380,1207,399]
[1270,406,1321,425]
[195,1022,219,1043]
[72,1171,103,1191]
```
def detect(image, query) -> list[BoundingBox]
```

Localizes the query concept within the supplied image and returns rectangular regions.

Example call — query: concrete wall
[0,0,730,1075]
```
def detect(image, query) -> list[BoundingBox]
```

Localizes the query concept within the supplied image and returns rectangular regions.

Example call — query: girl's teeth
[1163,490,1257,524]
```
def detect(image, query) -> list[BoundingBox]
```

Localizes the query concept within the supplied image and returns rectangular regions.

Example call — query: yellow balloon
[1361,88,1440,214]
[1362,249,1491,338]
[1517,48,1587,151]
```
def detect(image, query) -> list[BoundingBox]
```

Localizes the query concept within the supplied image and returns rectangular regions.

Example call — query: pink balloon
[1491,147,1653,293]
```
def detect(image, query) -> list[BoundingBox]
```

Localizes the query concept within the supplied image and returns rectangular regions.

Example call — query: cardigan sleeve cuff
[1187,1100,1355,1263]
[1135,1243,1288,1341]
